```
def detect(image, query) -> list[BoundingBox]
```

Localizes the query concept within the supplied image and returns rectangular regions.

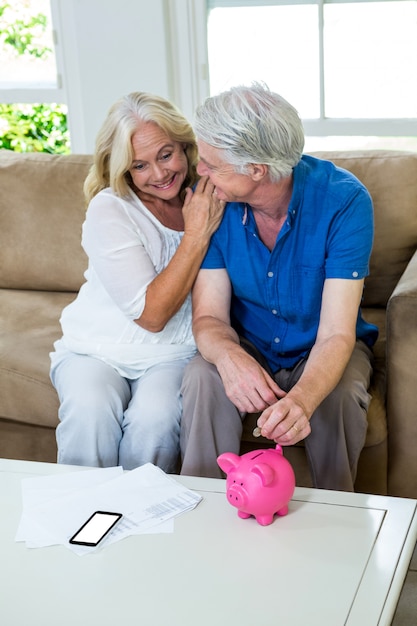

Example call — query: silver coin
[252,426,262,437]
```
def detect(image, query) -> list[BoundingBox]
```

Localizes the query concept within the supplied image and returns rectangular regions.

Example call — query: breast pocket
[290,266,325,317]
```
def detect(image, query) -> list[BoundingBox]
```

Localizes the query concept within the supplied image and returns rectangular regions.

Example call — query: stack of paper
[16,463,202,556]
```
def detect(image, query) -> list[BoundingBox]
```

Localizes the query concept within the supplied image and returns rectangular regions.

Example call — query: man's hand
[216,347,285,413]
[255,277,365,446]
[256,395,311,445]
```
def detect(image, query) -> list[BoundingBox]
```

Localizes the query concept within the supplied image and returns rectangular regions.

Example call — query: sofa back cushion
[311,150,417,307]
[1,149,416,304]
[0,150,91,291]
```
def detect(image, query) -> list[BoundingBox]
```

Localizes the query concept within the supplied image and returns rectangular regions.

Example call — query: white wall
[53,0,209,153]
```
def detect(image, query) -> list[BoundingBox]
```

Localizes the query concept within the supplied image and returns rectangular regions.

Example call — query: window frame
[0,0,65,105]
[1,0,415,151]
[206,0,417,138]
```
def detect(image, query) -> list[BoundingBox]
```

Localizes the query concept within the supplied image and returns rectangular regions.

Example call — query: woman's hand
[182,176,225,242]
[135,178,224,332]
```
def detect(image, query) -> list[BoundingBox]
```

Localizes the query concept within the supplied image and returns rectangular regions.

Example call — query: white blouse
[54,187,196,377]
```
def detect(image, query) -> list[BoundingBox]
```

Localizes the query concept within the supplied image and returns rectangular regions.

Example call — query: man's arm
[192,268,283,412]
[257,277,365,444]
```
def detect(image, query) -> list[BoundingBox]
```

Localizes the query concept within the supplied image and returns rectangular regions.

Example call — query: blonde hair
[84,92,199,203]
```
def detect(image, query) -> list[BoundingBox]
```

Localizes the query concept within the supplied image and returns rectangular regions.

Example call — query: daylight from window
[207,1,417,150]
[0,0,69,153]
[0,0,56,88]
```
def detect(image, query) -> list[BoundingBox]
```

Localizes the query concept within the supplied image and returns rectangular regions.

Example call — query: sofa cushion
[0,289,75,428]
[310,150,417,307]
[0,151,91,291]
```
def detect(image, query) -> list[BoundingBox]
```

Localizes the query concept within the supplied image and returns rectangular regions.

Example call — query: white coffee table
[1,458,416,626]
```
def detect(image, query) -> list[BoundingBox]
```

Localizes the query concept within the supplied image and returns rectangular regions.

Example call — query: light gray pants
[51,350,190,472]
[180,341,373,491]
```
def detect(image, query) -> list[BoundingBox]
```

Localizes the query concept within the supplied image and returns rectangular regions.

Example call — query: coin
[252,426,262,437]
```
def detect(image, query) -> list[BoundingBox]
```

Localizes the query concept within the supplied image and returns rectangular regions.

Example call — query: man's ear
[248,163,268,181]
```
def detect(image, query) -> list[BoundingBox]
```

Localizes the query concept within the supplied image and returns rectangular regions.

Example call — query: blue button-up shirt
[201,155,378,371]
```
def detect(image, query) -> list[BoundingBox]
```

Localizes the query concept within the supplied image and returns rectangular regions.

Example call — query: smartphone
[69,511,123,547]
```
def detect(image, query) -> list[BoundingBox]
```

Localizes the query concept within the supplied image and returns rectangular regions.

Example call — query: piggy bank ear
[217,452,241,475]
[252,463,275,486]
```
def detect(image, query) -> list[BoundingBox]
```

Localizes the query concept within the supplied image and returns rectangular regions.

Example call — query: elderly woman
[50,92,224,471]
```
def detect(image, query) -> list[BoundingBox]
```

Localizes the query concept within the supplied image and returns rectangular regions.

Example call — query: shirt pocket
[290,265,325,318]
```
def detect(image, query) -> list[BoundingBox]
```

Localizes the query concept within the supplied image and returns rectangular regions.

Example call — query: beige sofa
[1,149,417,497]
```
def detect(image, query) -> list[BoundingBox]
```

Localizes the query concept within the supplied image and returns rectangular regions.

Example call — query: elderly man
[180,83,377,491]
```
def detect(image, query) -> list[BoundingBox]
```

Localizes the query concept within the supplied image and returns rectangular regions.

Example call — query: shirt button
[274,337,280,344]
[272,309,277,315]
[268,271,274,278]
[352,271,359,278]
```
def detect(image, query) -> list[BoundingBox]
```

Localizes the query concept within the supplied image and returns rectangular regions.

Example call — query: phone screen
[69,511,123,546]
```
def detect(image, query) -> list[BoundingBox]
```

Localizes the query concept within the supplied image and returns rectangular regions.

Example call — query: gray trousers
[180,340,373,491]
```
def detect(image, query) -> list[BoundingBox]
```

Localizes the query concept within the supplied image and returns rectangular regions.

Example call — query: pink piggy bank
[217,445,295,526]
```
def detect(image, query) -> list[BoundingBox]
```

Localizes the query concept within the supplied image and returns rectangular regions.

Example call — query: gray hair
[194,83,304,182]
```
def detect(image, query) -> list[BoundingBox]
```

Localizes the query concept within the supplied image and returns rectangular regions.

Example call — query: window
[207,0,417,150]
[0,0,63,103]
[0,0,69,153]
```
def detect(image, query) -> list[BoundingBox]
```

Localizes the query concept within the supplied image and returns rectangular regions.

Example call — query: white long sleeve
[55,188,196,377]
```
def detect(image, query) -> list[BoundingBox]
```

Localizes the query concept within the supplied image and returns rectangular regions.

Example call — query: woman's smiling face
[130,122,188,201]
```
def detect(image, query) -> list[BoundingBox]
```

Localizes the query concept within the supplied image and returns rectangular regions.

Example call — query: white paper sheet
[16,466,124,545]
[16,464,202,555]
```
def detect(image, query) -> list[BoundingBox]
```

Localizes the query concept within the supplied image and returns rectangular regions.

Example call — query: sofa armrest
[386,249,417,497]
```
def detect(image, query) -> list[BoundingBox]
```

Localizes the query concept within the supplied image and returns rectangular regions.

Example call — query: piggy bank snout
[226,481,248,508]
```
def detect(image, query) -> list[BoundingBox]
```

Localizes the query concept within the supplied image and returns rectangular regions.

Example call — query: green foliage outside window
[0,103,70,153]
[0,2,51,59]
[0,1,70,153]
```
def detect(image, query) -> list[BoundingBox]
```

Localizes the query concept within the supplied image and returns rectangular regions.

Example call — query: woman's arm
[83,177,225,333]
[137,178,225,332]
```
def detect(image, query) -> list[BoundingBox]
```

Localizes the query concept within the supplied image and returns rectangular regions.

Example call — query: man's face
[196,140,257,203]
